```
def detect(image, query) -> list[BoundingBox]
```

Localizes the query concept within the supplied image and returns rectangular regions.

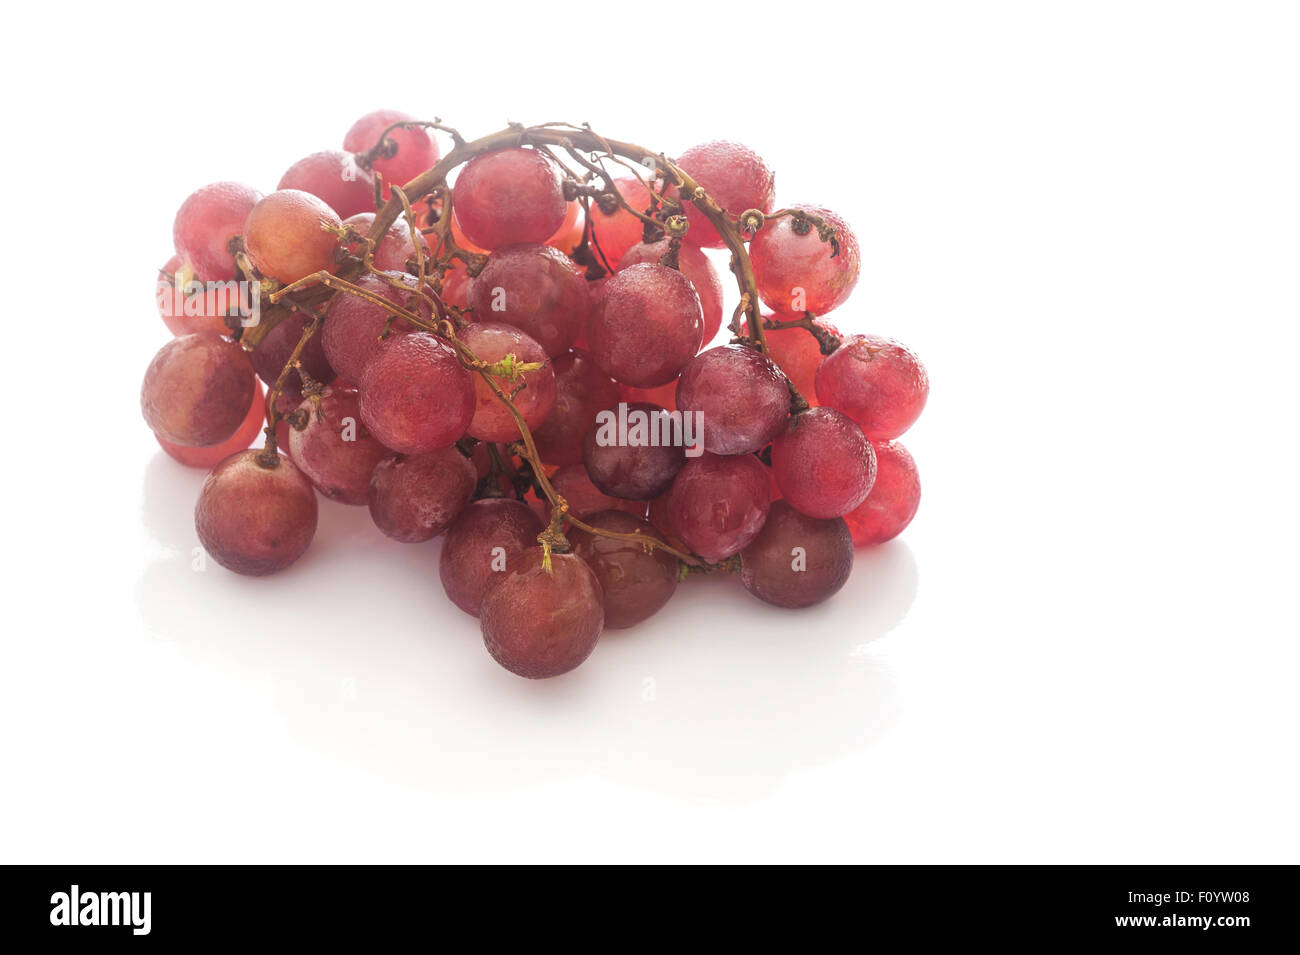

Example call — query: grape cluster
[144,114,929,680]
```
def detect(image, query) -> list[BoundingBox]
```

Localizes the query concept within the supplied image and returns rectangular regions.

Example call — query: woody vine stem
[235,121,842,574]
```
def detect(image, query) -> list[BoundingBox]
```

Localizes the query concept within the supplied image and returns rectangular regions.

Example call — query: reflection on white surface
[137,452,916,803]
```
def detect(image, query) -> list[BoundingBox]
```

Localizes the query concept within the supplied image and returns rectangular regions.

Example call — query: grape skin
[439,499,545,616]
[568,509,678,629]
[581,401,686,500]
[157,382,265,469]
[141,332,257,447]
[243,189,343,285]
[249,306,335,400]
[749,205,860,316]
[367,448,476,543]
[321,271,424,384]
[532,350,620,467]
[278,150,376,219]
[452,148,566,250]
[480,549,604,679]
[675,345,790,455]
[844,440,921,546]
[288,386,389,506]
[672,141,775,249]
[618,240,724,344]
[467,243,589,357]
[738,501,853,608]
[155,255,234,337]
[588,177,653,266]
[588,264,702,387]
[173,182,263,282]
[195,450,318,576]
[771,407,877,519]
[815,334,929,441]
[459,323,557,443]
[358,332,475,454]
[664,452,771,560]
[342,109,440,199]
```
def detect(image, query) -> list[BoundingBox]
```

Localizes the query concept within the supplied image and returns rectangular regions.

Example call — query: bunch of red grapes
[145,111,928,680]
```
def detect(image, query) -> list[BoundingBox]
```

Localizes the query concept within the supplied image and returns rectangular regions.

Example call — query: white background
[1,1,1297,863]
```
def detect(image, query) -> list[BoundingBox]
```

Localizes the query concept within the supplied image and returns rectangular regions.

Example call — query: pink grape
[671,141,775,249]
[663,452,770,560]
[751,315,840,405]
[195,450,318,576]
[459,322,556,442]
[467,243,588,357]
[440,499,545,616]
[173,182,263,281]
[141,332,256,446]
[587,177,652,266]
[815,334,929,440]
[452,148,566,250]
[771,407,877,519]
[358,332,474,454]
[367,447,476,542]
[618,239,724,344]
[343,109,440,198]
[569,509,678,629]
[249,308,335,399]
[582,401,686,500]
[321,271,426,383]
[155,255,241,337]
[843,440,921,546]
[588,263,702,387]
[480,548,604,678]
[287,386,389,505]
[749,205,860,316]
[243,190,342,284]
[547,464,643,519]
[278,150,376,219]
[546,200,586,256]
[532,349,620,466]
[675,344,789,454]
[738,501,853,608]
[157,382,265,469]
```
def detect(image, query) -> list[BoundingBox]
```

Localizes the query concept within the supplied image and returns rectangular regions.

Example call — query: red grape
[771,407,877,518]
[343,109,439,198]
[358,331,474,454]
[546,199,585,256]
[738,500,853,608]
[321,271,425,383]
[157,382,265,468]
[583,401,686,500]
[440,498,545,616]
[480,548,604,678]
[753,315,839,405]
[141,332,257,446]
[646,494,692,554]
[173,182,263,281]
[619,380,678,412]
[815,334,929,440]
[459,322,556,442]
[618,239,723,344]
[367,447,476,542]
[341,212,430,272]
[243,190,342,285]
[569,510,678,629]
[671,141,775,249]
[843,440,921,546]
[278,150,376,219]
[548,464,642,518]
[664,452,770,560]
[587,177,652,265]
[195,450,318,576]
[467,243,588,357]
[450,211,489,255]
[749,205,860,316]
[452,148,566,250]
[531,349,619,466]
[155,255,245,338]
[249,307,335,399]
[287,386,389,505]
[588,263,702,387]
[675,344,789,454]
[437,258,473,310]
